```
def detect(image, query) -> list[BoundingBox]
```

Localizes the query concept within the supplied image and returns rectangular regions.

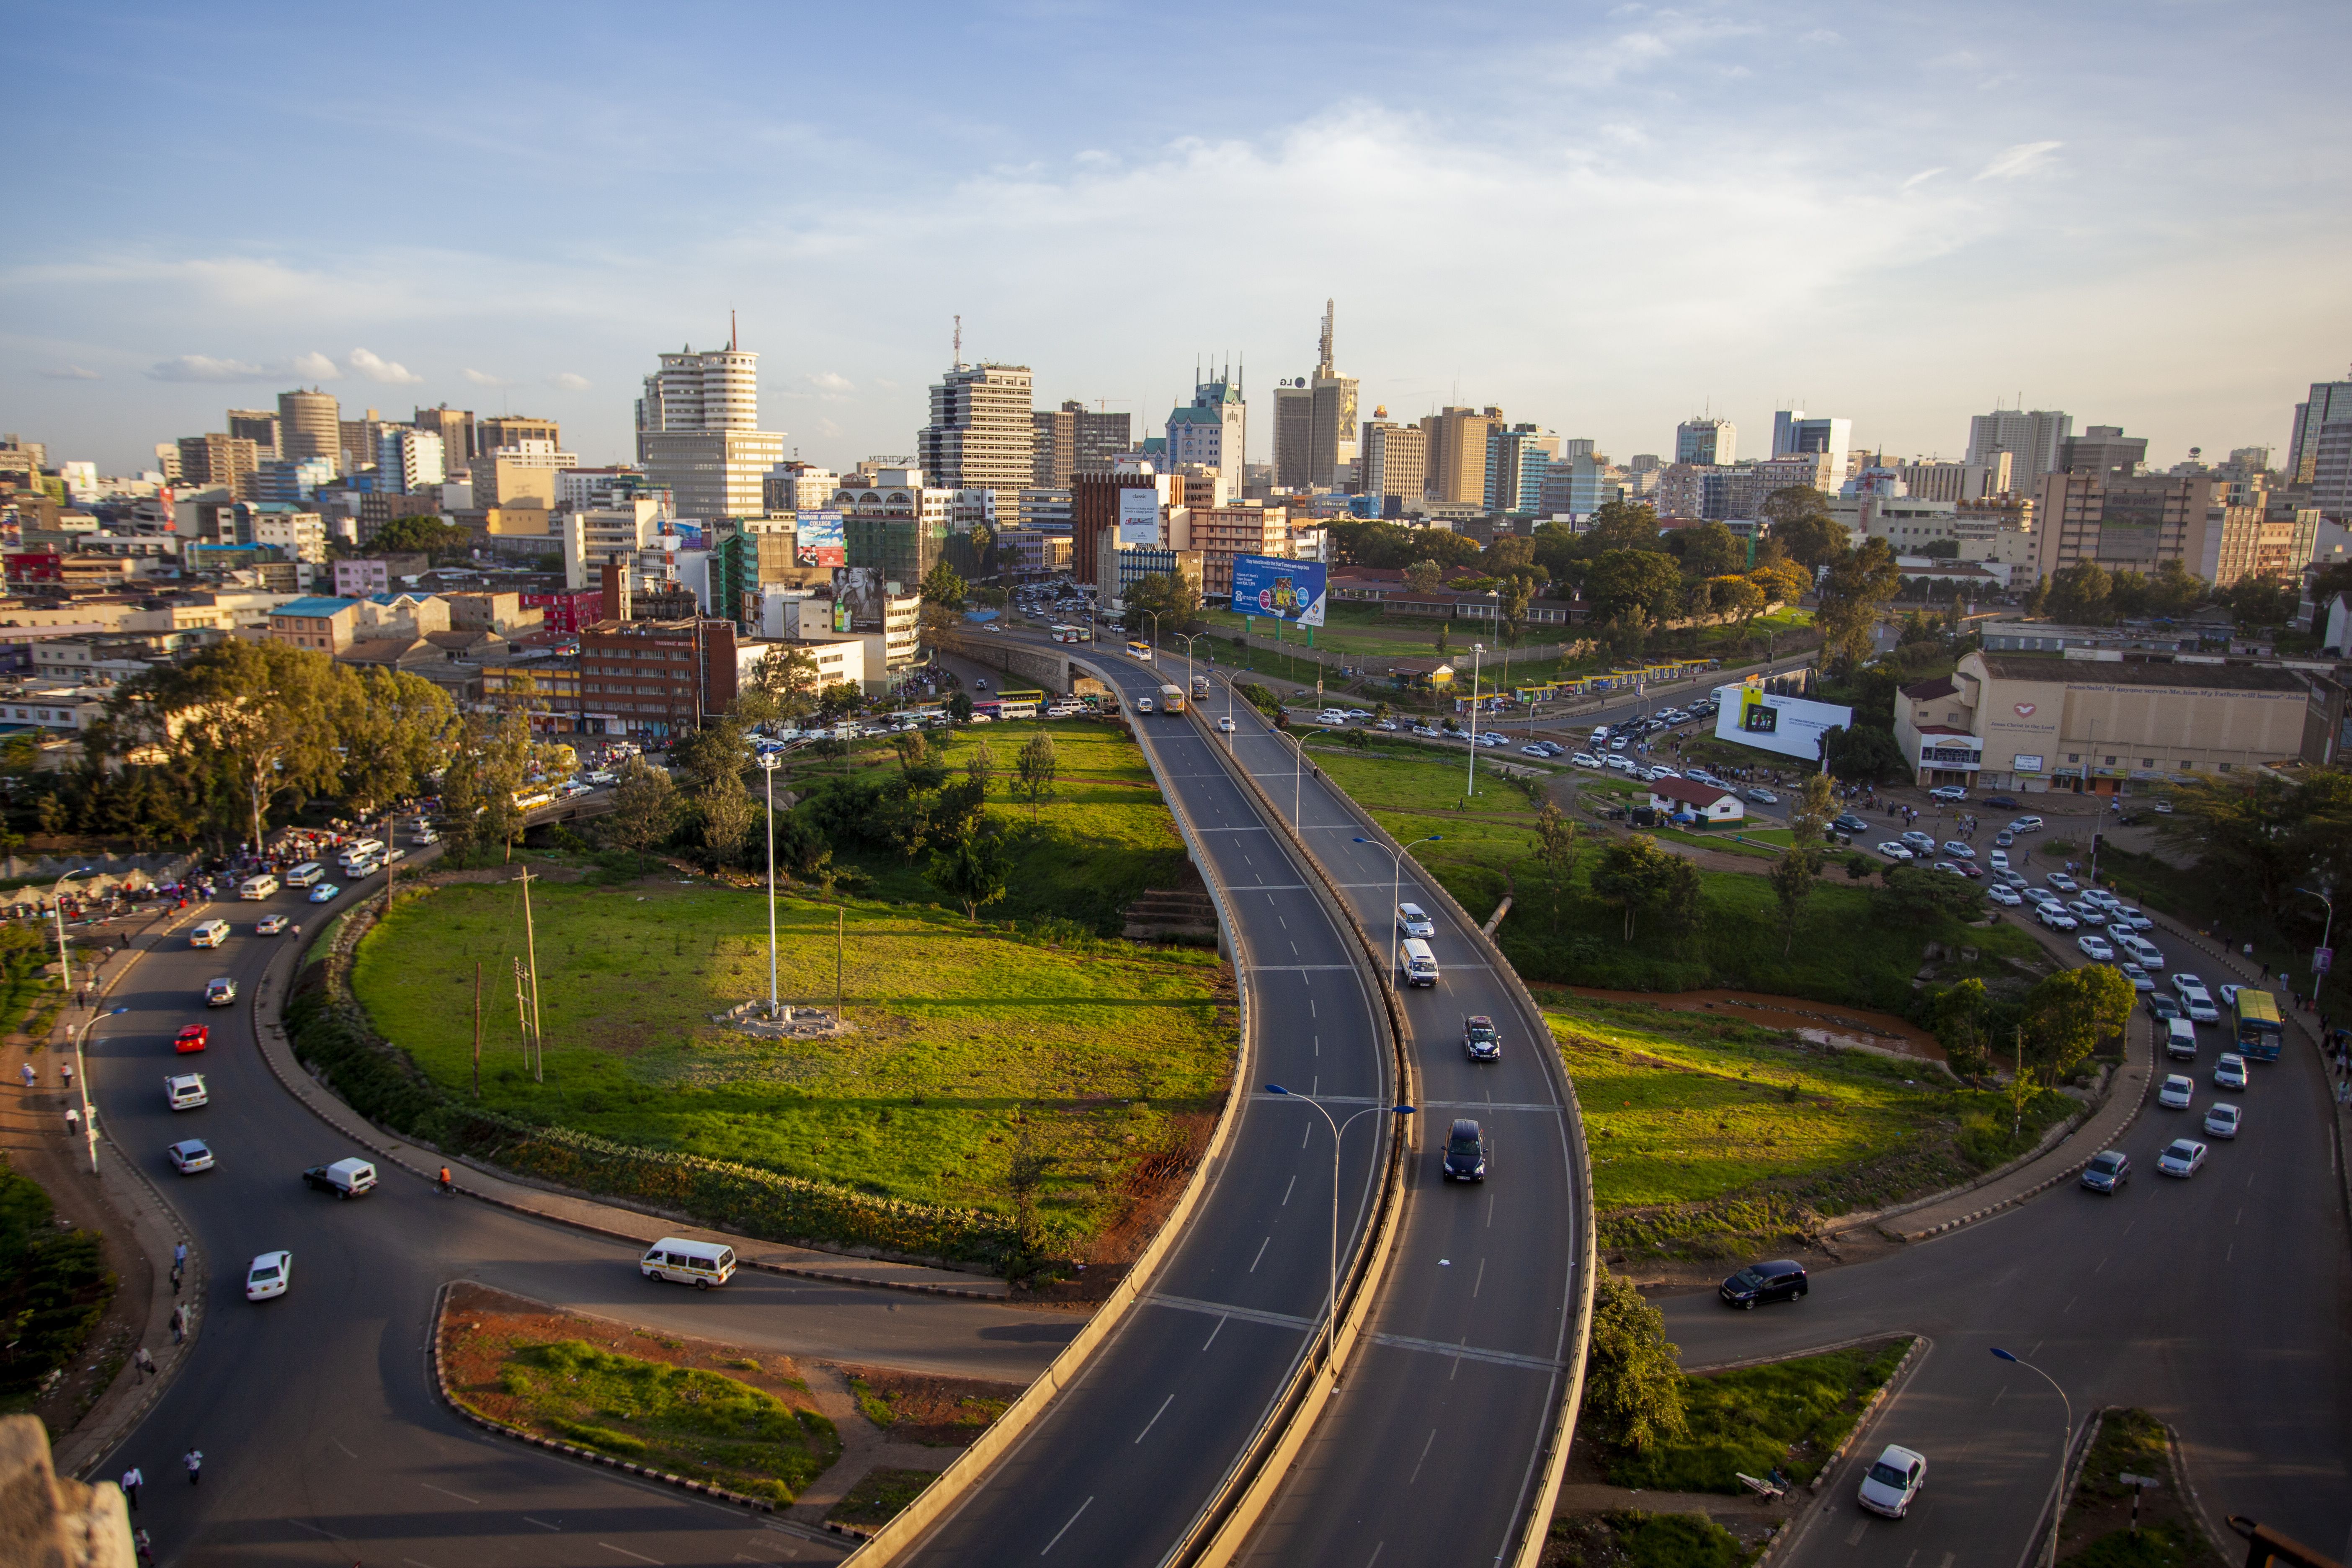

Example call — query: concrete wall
[931,632,1073,693]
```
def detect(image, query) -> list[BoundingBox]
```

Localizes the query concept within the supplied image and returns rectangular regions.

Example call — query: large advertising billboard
[1230,556,1328,627]
[1117,488,1161,547]
[1712,683,1853,762]
[795,509,846,568]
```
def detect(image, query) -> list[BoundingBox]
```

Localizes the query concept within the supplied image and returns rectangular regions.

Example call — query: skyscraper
[2288,375,2352,484]
[278,388,340,471]
[1772,411,1852,479]
[226,408,279,460]
[635,330,786,521]
[413,405,476,474]
[1271,383,1316,490]
[1675,417,1735,466]
[918,363,1035,508]
[1965,408,2073,492]
[1419,407,1502,507]
[1359,413,1426,515]
[1164,366,1247,492]
[377,427,447,491]
[1310,301,1357,488]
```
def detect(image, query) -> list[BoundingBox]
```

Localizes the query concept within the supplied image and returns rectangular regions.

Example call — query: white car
[1929,784,1968,802]
[1987,885,2022,906]
[1345,709,1372,720]
[1942,841,1975,859]
[2213,1053,2248,1090]
[1606,756,1637,773]
[1987,850,2010,871]
[2045,872,2079,893]
[1571,753,1602,769]
[1876,842,1915,861]
[1857,1444,1928,1518]
[2081,889,2122,912]
[165,1073,208,1112]
[2181,990,2219,1025]
[2036,904,2079,932]
[2113,908,2154,931]
[1521,745,1550,758]
[1396,903,1435,939]
[2076,934,2114,961]
[2065,900,2108,927]
[1376,720,1399,732]
[246,1250,292,1301]
[2216,982,2240,1007]
[1216,717,1235,733]
[2204,1102,2242,1140]
[1318,709,1349,724]
[1900,831,1937,853]
[1412,725,1442,738]
[2156,1138,2207,1178]
[167,1139,214,1174]
[2021,887,2060,907]
[2158,1074,2194,1110]
[2008,815,2045,833]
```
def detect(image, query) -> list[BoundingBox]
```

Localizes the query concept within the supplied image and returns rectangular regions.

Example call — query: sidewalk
[245,912,1011,1300]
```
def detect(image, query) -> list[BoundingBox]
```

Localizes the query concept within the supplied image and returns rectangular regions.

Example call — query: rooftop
[1650,777,1738,808]
[1969,651,2311,692]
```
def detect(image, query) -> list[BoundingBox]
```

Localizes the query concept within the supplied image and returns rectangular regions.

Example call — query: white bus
[1050,624,1091,644]
[1125,640,1154,662]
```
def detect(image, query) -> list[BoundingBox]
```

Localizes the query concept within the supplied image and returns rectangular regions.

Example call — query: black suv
[1832,814,1870,834]
[1720,1259,1808,1309]
[1443,1119,1488,1182]
[1463,1016,1502,1062]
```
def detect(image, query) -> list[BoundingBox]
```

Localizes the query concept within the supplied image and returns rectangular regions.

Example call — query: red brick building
[576,617,736,737]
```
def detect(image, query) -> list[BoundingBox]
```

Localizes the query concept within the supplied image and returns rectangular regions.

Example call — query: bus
[1126,640,1154,662]
[1050,624,1091,644]
[2232,988,2284,1063]
[1158,684,1187,714]
[991,688,1044,720]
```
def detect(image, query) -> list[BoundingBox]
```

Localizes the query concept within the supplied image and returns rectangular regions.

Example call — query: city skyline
[4,1,2346,475]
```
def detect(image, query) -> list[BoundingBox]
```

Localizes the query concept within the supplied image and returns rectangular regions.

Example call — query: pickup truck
[302,1158,379,1199]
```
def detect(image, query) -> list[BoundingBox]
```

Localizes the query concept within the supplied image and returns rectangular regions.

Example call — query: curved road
[87,870,1070,1568]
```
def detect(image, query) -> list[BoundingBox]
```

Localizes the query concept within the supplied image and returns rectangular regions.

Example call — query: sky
[5,0,2348,478]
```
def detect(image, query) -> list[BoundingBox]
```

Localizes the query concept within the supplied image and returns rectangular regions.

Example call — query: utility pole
[836,905,845,1021]
[512,957,530,1062]
[472,961,483,1098]
[518,866,544,1082]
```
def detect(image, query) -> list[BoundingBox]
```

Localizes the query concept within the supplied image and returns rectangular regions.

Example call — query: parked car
[1572,752,1602,769]
[174,1024,209,1054]
[1984,794,2022,809]
[1462,1015,1502,1062]
[245,1250,293,1301]
[1745,787,1779,804]
[2204,1102,2242,1140]
[2080,1149,2129,1192]
[1857,1444,1928,1518]
[2036,904,2079,932]
[1941,841,1974,859]
[2156,1138,2208,1178]
[1718,1259,1808,1309]
[2158,1073,2195,1110]
[1988,885,2022,906]
[167,1139,214,1175]
[1521,745,1550,758]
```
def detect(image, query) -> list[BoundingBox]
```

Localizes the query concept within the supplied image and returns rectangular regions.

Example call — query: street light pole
[2295,884,2335,986]
[760,752,783,1018]
[1355,835,1442,986]
[1466,643,1486,798]
[1287,728,1331,830]
[1992,1346,2075,1568]
[1266,1086,1413,1368]
[73,1006,129,1175]
[48,868,95,1012]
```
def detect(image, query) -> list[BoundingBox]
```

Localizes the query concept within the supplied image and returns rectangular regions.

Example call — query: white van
[2164,1016,2199,1060]
[189,919,232,948]
[239,874,280,900]
[338,840,385,873]
[639,1237,737,1289]
[2117,933,2164,971]
[1398,937,1439,988]
[285,861,326,889]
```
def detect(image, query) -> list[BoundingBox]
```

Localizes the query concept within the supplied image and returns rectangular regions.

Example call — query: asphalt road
[87,869,1065,1568]
[1661,924,2352,1564]
[1181,675,1587,1568]
[899,650,1398,1565]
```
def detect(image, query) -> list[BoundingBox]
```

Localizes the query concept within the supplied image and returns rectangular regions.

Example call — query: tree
[1122,570,1203,634]
[368,514,473,560]
[1499,573,1534,648]
[670,722,748,795]
[926,819,1012,920]
[1873,865,1982,926]
[1705,575,1766,627]
[1533,799,1580,929]
[1581,500,1665,556]
[1766,507,1849,571]
[1014,729,1059,824]
[1812,538,1903,674]
[1585,550,1685,624]
[1403,559,1447,596]
[602,757,681,867]
[1768,843,1818,954]
[817,682,863,720]
[1591,834,1701,941]
[1582,1265,1687,1455]
[1788,774,1835,851]
[2022,965,2135,1081]
[1930,978,1991,1084]
[2156,770,2352,917]
[918,559,968,609]
[965,736,997,797]
[2144,558,2208,619]
[334,668,456,817]
[947,690,975,723]
[2045,560,2112,625]
[1668,521,1744,580]
[1748,558,1810,605]
[2217,570,2298,628]
[742,646,822,728]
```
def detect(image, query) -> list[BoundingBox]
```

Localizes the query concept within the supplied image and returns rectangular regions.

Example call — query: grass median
[352,879,1233,1254]
[1603,1336,1915,1493]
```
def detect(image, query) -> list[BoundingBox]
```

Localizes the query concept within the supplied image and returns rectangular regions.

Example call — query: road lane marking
[1487,1194,1496,1228]
[332,1439,358,1459]
[1406,1428,1438,1486]
[1367,1333,1563,1371]
[1256,1092,1377,1104]
[1201,1316,1227,1351]
[600,1546,663,1565]
[1420,1100,1561,1113]
[1148,1294,1315,1331]
[289,1521,347,1541]
[1247,966,1355,972]
[1282,1175,1297,1206]
[1473,1259,1485,1297]
[1040,1496,1093,1555]
[422,1482,479,1505]
[524,1517,561,1530]
[1134,1393,1175,1444]
[1250,1236,1272,1271]
[1845,1522,1867,1545]
[1365,1547,1385,1567]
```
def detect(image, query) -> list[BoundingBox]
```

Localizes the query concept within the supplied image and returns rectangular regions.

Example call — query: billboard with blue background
[1230,556,1327,627]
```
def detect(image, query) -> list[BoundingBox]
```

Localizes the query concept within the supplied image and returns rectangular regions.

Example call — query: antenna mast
[953,315,962,369]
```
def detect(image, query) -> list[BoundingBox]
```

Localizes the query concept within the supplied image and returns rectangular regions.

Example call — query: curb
[1806,1336,1924,1492]
[1747,1334,1933,1568]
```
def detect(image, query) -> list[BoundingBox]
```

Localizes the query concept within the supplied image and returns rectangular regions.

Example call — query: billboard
[1230,555,1327,627]
[1117,488,1161,547]
[1712,683,1853,763]
[795,509,846,568]
[833,597,854,634]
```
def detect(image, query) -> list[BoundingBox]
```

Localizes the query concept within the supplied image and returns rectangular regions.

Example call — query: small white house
[1648,777,1744,824]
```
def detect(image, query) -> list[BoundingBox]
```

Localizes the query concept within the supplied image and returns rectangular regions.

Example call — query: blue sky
[5,0,2347,477]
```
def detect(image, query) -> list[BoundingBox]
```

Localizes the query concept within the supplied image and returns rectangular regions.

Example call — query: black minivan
[1443,1119,1488,1182]
[1720,1259,1808,1309]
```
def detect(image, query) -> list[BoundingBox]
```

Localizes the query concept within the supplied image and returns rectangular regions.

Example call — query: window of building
[2218,763,2232,772]
[2066,753,2079,763]
[2141,758,2154,767]
[2103,756,2116,766]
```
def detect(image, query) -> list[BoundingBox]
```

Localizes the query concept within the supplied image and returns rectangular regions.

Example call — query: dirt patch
[833,1363,1023,1447]
[1567,985,1945,1063]
[826,1466,943,1529]
[1008,1106,1216,1304]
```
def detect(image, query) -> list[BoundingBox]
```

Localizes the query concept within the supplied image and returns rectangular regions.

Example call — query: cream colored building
[1896,649,2311,794]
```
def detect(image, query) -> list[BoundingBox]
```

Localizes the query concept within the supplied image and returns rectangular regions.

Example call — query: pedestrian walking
[173,1241,187,1271]
[183,1448,202,1485]
[64,1106,80,1137]
[60,1060,72,1090]
[18,1063,31,1090]
[170,1261,181,1296]
[121,1466,143,1509]
[169,1305,185,1345]
[134,1528,154,1564]
[134,1346,156,1382]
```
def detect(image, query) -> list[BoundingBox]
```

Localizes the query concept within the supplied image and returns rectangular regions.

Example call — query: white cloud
[547,371,592,391]
[1900,167,1949,191]
[347,347,423,384]
[463,368,515,387]
[1974,140,2063,181]
[287,351,341,380]
[39,365,99,380]
[806,370,854,393]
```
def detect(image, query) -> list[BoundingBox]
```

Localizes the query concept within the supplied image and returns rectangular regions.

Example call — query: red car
[174,1024,209,1055]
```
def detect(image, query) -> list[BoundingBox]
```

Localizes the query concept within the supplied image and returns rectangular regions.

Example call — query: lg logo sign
[2014,703,2037,717]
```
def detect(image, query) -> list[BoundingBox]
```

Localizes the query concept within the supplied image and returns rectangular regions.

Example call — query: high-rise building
[1032,405,1074,487]
[377,428,447,491]
[1771,411,1852,479]
[1359,413,1426,514]
[1420,407,1502,507]
[278,389,340,471]
[339,409,397,476]
[1271,383,1316,490]
[2058,426,2148,477]
[1309,302,1357,490]
[2287,376,2352,484]
[1072,467,1167,588]
[918,363,1035,512]
[1164,368,1247,493]
[413,406,476,473]
[2311,421,2352,522]
[2032,469,2224,580]
[635,334,786,522]
[1487,424,1564,513]
[1965,408,2072,491]
[226,408,279,459]
[479,413,562,452]
[1675,417,1735,466]
[175,433,260,498]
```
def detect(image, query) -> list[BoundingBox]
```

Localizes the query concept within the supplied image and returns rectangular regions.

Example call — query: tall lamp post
[1139,610,1163,664]
[48,867,96,1011]
[72,1006,129,1174]
[1354,834,1442,986]
[1265,1085,1413,1367]
[759,751,783,1018]
[2295,884,2334,989]
[1465,643,1486,798]
[1172,632,1206,699]
[1284,728,1332,829]
[1991,1346,2074,1568]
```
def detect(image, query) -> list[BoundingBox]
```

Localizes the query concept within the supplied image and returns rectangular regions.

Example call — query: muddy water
[1559,986,1948,1064]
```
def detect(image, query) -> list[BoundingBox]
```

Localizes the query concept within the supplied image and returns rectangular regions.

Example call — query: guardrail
[841,654,1257,1565]
[1198,678,1598,1568]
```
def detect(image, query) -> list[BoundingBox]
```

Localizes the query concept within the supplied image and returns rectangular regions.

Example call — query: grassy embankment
[2055,1408,2224,1567]
[1603,1337,1915,1493]
[1553,995,2076,1256]
[0,1155,117,1415]
[353,881,1231,1252]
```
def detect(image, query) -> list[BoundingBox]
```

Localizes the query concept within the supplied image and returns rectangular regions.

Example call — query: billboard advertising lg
[795,509,846,567]
[1712,683,1853,762]
[1117,488,1161,547]
[1230,556,1327,627]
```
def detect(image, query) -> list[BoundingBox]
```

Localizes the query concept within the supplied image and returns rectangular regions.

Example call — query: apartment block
[1675,418,1735,466]
[1965,408,2071,490]
[2032,470,2224,580]
[919,363,1034,505]
[1421,407,1501,507]
[175,434,260,499]
[578,616,737,736]
[1359,417,1427,513]
[226,408,279,459]
[1183,502,1289,599]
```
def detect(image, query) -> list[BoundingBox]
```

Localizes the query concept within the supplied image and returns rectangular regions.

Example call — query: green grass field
[1552,995,2076,1255]
[352,881,1232,1246]
[1604,1337,1914,1492]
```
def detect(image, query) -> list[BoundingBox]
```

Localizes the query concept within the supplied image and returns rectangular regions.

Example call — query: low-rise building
[576,616,736,737]
[1648,778,1743,823]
